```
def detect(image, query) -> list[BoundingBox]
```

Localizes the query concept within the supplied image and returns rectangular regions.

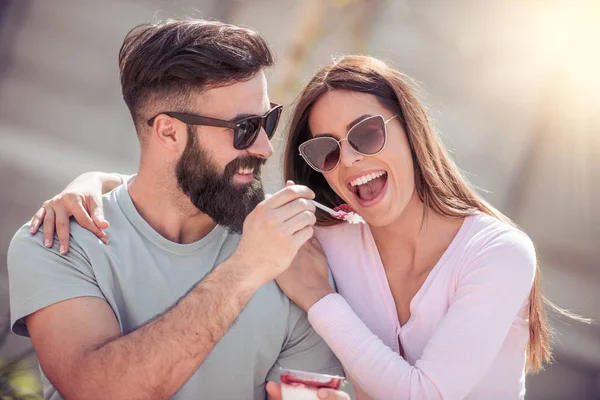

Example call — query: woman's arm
[307,230,536,400]
[30,171,131,253]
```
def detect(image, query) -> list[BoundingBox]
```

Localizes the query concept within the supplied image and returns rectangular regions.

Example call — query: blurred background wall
[0,0,598,398]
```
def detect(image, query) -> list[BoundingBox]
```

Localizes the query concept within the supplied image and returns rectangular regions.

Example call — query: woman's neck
[370,191,464,273]
[370,190,425,255]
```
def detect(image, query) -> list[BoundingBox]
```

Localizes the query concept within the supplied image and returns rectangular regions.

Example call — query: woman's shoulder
[458,213,536,282]
[314,221,365,243]
[463,213,534,252]
[313,222,375,265]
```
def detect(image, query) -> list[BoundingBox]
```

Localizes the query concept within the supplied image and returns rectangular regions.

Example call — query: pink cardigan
[310,213,535,400]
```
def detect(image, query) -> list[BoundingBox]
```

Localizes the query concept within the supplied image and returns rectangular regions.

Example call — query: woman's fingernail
[59,245,66,255]
[45,239,51,247]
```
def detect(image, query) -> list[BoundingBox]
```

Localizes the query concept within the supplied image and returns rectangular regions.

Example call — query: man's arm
[263,288,348,400]
[27,256,259,400]
[14,184,317,400]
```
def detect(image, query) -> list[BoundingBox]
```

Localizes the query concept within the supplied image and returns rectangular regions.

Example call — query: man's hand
[233,182,317,288]
[266,381,350,400]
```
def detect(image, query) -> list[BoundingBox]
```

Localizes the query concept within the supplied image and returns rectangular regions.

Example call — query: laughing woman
[273,56,547,400]
[31,56,553,399]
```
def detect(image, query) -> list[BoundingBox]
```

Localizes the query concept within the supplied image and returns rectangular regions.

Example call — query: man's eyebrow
[230,105,272,121]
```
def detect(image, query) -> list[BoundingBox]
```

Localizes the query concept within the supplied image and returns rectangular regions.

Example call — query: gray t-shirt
[8,183,343,400]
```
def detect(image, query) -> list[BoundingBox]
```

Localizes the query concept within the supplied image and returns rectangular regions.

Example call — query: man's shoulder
[9,190,125,262]
[8,222,104,338]
[70,189,127,248]
[8,223,44,258]
[100,186,125,223]
[8,221,96,269]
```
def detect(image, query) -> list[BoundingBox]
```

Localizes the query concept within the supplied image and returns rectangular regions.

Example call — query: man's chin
[230,181,253,191]
[233,180,265,199]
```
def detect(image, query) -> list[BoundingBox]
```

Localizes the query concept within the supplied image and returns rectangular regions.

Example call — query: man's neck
[128,169,217,244]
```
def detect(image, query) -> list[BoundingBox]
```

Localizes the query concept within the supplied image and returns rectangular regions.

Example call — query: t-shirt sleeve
[8,224,105,337]
[266,300,345,383]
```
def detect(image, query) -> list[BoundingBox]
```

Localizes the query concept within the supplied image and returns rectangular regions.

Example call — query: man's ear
[151,114,187,153]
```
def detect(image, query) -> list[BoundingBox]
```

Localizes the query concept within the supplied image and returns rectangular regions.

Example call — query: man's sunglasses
[299,115,397,173]
[147,103,283,150]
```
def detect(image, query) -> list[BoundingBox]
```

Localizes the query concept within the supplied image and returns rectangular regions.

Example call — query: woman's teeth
[350,171,386,187]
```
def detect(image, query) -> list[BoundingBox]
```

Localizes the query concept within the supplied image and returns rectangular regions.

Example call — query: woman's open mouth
[346,170,388,207]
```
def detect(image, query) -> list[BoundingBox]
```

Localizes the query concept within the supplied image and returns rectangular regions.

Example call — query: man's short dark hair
[118,19,274,131]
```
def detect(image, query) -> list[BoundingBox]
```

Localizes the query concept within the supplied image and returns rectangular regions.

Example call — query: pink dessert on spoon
[331,203,364,224]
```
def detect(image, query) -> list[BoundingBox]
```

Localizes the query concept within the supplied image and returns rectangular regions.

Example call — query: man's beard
[176,126,266,234]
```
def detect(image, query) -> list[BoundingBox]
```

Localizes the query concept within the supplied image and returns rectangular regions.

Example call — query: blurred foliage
[0,318,42,400]
[0,358,42,400]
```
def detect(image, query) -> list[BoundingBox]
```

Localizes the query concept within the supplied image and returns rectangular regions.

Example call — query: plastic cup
[280,368,344,400]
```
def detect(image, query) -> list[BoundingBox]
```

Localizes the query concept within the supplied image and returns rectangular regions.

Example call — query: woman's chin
[353,202,397,228]
[361,211,396,228]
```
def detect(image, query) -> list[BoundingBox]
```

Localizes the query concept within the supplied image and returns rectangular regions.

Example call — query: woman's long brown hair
[283,55,561,373]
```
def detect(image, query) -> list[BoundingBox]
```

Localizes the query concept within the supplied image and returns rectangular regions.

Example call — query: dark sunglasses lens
[264,108,281,139]
[301,138,340,172]
[348,116,386,155]
[234,118,261,149]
